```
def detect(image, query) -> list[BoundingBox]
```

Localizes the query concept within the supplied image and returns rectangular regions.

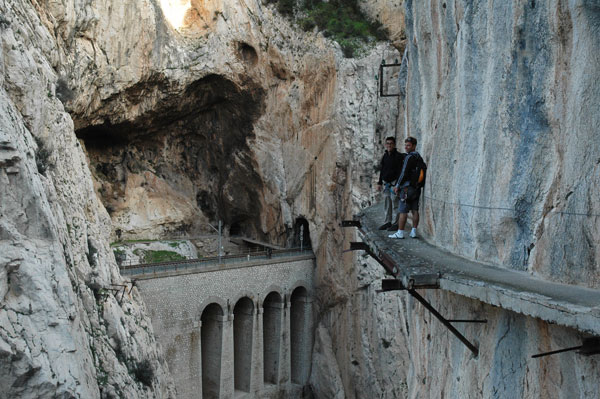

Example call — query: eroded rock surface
[0,0,399,396]
[2,0,599,397]
[404,0,600,287]
[315,1,600,399]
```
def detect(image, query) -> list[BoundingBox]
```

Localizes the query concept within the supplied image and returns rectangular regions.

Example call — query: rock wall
[404,0,600,287]
[4,0,597,397]
[313,1,600,399]
[0,0,399,397]
[0,1,175,397]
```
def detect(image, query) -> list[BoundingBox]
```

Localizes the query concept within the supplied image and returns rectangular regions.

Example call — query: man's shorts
[397,190,420,213]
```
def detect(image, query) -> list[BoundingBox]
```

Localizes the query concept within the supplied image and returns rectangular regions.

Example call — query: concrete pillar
[170,324,202,399]
[220,313,235,398]
[251,304,264,395]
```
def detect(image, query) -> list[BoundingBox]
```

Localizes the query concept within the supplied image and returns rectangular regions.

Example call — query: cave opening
[291,217,311,249]
[74,75,266,241]
[230,221,243,236]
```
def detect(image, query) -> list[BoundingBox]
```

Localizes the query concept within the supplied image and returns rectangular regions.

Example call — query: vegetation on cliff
[269,0,388,57]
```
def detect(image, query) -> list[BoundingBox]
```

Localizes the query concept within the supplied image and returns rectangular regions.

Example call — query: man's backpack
[411,156,427,189]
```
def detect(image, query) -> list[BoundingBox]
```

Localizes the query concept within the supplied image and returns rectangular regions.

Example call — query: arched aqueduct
[134,254,315,398]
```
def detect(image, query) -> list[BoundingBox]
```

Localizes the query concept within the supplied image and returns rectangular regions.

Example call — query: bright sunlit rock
[159,0,192,30]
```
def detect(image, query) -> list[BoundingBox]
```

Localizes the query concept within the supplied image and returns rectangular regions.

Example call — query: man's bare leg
[397,213,408,231]
[411,211,419,228]
[410,210,419,238]
[388,212,408,238]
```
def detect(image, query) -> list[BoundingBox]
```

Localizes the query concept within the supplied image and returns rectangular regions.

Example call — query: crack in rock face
[76,75,266,240]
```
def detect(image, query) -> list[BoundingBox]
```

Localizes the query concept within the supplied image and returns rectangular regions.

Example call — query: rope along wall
[422,195,600,218]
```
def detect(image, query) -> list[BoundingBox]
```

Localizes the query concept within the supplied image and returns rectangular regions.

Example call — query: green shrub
[34,136,50,175]
[133,249,186,263]
[277,0,295,16]
[293,0,388,57]
[113,249,126,265]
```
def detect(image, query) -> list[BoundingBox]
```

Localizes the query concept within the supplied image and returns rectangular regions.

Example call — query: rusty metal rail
[342,219,483,357]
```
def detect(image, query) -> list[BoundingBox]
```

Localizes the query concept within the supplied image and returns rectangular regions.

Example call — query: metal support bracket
[532,337,600,358]
[349,241,481,356]
[408,289,480,357]
[109,283,135,303]
[347,242,397,276]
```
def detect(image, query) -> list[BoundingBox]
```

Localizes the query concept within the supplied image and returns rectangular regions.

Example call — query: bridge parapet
[121,248,313,279]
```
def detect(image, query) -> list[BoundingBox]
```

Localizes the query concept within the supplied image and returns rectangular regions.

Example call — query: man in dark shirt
[389,136,424,239]
[376,136,404,230]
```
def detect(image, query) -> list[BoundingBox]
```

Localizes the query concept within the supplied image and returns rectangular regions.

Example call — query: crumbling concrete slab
[356,203,600,335]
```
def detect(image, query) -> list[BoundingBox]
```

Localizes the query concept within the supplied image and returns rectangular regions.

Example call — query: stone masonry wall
[135,257,315,398]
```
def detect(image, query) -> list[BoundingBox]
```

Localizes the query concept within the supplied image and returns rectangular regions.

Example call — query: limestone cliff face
[0,0,398,396]
[313,2,600,399]
[3,0,598,397]
[403,0,600,287]
[0,1,175,397]
[397,1,600,396]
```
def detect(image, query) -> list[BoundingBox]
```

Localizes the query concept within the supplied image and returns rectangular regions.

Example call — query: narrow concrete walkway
[357,203,600,335]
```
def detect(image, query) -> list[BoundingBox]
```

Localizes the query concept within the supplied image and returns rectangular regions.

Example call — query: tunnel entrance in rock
[290,217,311,249]
[229,221,243,236]
[75,75,266,241]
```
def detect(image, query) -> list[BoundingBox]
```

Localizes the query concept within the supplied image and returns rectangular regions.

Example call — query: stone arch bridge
[124,249,316,398]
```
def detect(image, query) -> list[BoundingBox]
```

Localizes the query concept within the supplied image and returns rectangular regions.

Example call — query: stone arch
[198,297,228,319]
[262,284,284,300]
[288,280,312,299]
[230,291,256,308]
[201,303,225,399]
[263,291,283,385]
[290,286,311,385]
[233,296,254,393]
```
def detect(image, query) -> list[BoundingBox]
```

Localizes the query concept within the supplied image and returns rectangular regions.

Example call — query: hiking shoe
[388,230,404,239]
[410,228,417,238]
[378,222,392,230]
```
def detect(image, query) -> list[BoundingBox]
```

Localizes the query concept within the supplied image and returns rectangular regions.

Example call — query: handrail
[119,247,314,276]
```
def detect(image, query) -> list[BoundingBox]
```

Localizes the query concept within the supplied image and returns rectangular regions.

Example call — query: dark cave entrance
[291,217,311,249]
[230,221,243,236]
[74,74,266,240]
